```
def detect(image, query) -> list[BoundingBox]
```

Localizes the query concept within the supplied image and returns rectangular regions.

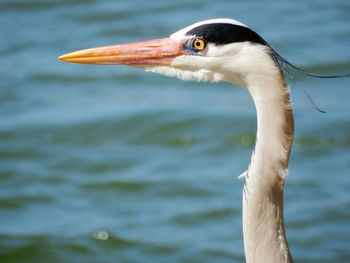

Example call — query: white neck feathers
[242,59,294,263]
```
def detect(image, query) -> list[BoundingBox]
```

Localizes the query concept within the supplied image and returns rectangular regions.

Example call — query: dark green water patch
[80,180,157,193]
[0,0,94,13]
[157,185,215,198]
[171,207,234,226]
[0,194,54,210]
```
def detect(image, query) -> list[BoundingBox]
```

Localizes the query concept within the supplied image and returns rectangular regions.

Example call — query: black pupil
[196,41,200,46]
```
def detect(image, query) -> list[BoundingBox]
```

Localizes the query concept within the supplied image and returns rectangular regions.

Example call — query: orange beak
[59,38,186,66]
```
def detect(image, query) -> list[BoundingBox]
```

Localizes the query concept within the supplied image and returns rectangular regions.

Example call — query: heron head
[59,18,278,86]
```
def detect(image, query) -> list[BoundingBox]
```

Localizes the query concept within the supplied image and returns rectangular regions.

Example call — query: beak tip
[58,54,69,62]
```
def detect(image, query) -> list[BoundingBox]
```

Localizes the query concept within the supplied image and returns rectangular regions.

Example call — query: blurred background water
[0,0,350,262]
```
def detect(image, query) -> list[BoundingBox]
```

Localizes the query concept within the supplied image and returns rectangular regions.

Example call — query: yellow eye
[192,38,207,51]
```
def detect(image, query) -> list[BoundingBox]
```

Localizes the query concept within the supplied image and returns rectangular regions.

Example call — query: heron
[59,18,348,263]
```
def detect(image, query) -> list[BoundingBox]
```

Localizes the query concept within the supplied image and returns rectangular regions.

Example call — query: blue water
[1,0,350,262]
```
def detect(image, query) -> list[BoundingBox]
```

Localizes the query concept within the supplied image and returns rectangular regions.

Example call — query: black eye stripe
[186,23,267,46]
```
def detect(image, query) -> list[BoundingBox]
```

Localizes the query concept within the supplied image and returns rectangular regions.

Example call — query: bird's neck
[243,70,294,263]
